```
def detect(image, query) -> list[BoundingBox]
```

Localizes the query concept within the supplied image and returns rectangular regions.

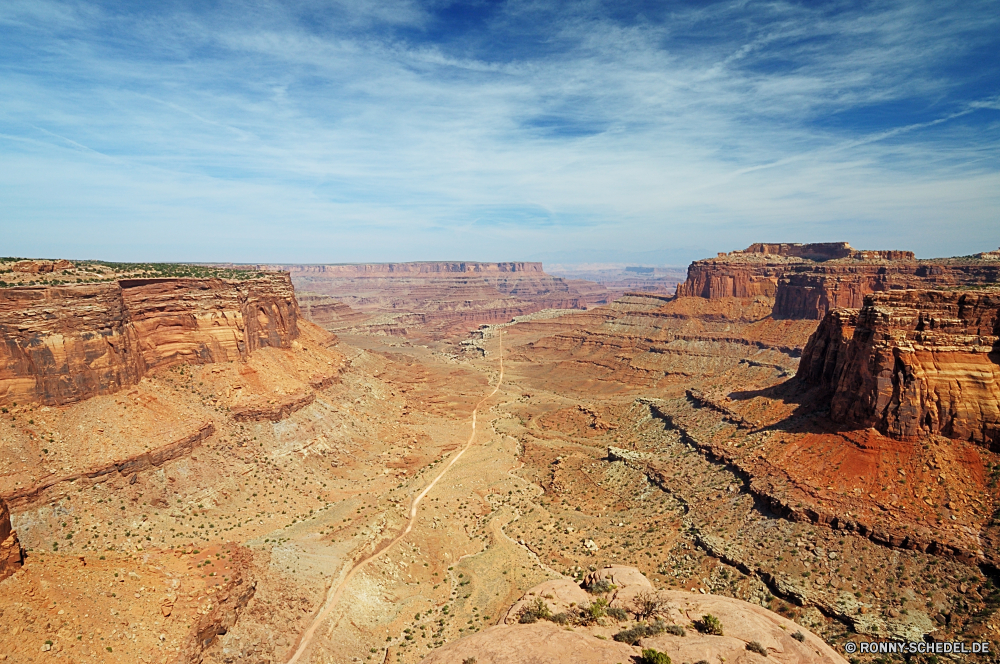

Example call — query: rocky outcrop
[677,243,914,303]
[296,292,369,330]
[11,259,73,273]
[675,243,906,300]
[1,421,216,508]
[172,546,256,663]
[0,497,24,581]
[798,289,1000,445]
[231,392,315,422]
[0,274,299,407]
[675,259,786,299]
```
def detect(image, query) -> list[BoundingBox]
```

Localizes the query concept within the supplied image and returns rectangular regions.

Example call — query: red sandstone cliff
[262,261,545,275]
[0,274,299,407]
[798,289,1000,446]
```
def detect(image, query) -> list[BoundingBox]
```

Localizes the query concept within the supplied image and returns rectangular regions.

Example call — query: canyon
[258,261,612,338]
[1,245,999,664]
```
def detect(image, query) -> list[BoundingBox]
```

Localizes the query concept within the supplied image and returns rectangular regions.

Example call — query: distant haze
[1,1,998,265]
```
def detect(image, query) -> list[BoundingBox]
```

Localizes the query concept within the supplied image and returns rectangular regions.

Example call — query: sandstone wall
[276,262,595,338]
[798,289,1000,445]
[0,275,299,407]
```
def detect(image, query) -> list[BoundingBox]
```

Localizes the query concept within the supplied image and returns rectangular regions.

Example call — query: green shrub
[747,641,768,656]
[580,597,608,623]
[518,597,551,624]
[664,624,685,636]
[585,578,616,594]
[695,614,723,636]
[550,612,571,625]
[607,606,629,621]
[613,620,667,645]
[791,631,805,642]
[640,649,671,664]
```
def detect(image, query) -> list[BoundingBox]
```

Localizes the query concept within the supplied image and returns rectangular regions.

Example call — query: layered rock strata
[798,289,1000,445]
[0,275,299,406]
[295,291,370,330]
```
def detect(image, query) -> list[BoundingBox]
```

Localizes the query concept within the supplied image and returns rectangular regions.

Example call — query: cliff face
[798,289,1000,445]
[674,242,888,300]
[0,275,299,407]
[674,261,785,299]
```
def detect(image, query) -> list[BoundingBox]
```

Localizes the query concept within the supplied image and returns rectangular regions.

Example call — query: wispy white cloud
[0,0,997,263]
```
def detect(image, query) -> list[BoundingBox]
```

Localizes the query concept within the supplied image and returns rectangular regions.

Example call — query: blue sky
[1,0,998,265]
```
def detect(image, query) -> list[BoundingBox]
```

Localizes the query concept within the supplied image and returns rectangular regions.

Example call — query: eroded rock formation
[774,261,1000,319]
[0,497,23,581]
[798,289,1000,445]
[0,275,299,406]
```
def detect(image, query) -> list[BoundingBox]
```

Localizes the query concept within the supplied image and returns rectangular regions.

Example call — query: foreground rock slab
[424,566,847,664]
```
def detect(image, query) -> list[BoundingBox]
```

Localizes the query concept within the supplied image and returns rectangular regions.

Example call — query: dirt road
[287,332,504,664]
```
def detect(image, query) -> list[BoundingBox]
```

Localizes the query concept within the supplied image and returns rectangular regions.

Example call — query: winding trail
[287,332,504,664]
